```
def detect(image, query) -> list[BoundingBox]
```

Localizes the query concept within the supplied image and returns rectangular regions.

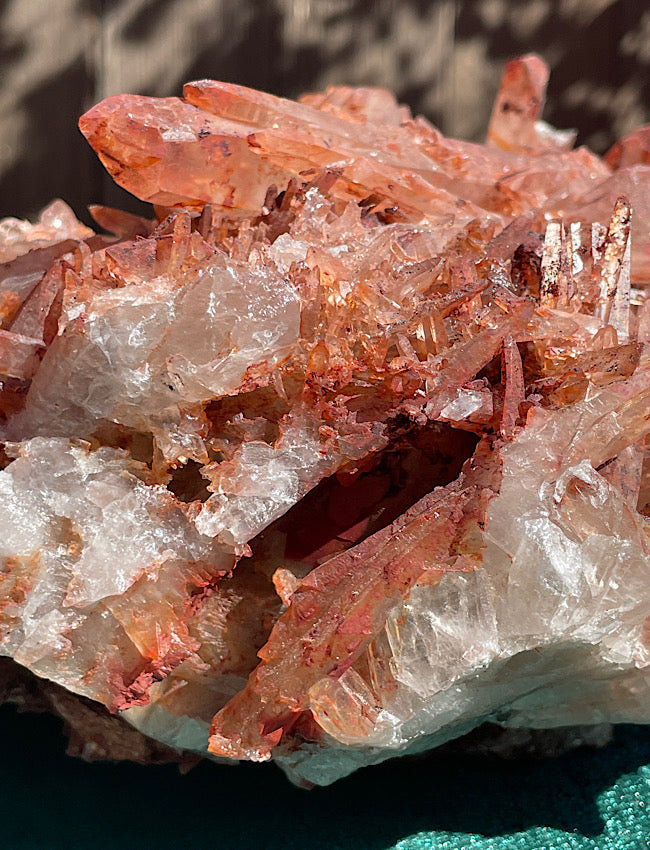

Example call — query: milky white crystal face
[0,438,228,705]
[276,379,650,785]
[0,200,93,264]
[6,254,300,447]
[194,410,386,547]
[194,424,334,546]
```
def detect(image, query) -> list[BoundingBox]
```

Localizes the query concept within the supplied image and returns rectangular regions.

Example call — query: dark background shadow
[2,702,650,849]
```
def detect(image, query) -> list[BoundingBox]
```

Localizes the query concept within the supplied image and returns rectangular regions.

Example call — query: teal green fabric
[1,704,649,849]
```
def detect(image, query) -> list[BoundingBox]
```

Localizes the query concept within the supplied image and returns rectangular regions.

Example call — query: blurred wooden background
[0,0,647,223]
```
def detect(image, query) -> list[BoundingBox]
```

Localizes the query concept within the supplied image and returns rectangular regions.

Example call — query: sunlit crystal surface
[2,54,650,786]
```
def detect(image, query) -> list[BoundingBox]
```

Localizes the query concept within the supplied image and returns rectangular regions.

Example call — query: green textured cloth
[1,705,649,849]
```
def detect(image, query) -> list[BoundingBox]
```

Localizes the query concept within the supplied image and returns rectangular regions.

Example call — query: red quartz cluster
[1,56,650,785]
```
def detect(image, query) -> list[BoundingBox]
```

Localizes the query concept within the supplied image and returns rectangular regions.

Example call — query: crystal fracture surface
[2,55,650,785]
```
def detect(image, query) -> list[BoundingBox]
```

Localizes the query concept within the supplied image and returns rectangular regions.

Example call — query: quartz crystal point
[487,54,576,153]
[2,55,650,786]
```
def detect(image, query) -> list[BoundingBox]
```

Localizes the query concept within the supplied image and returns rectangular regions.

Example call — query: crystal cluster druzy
[2,55,650,786]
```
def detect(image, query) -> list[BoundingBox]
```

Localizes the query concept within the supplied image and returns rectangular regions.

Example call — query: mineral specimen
[2,54,650,786]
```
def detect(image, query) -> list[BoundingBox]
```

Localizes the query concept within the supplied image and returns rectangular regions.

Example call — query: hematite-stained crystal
[1,55,650,786]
